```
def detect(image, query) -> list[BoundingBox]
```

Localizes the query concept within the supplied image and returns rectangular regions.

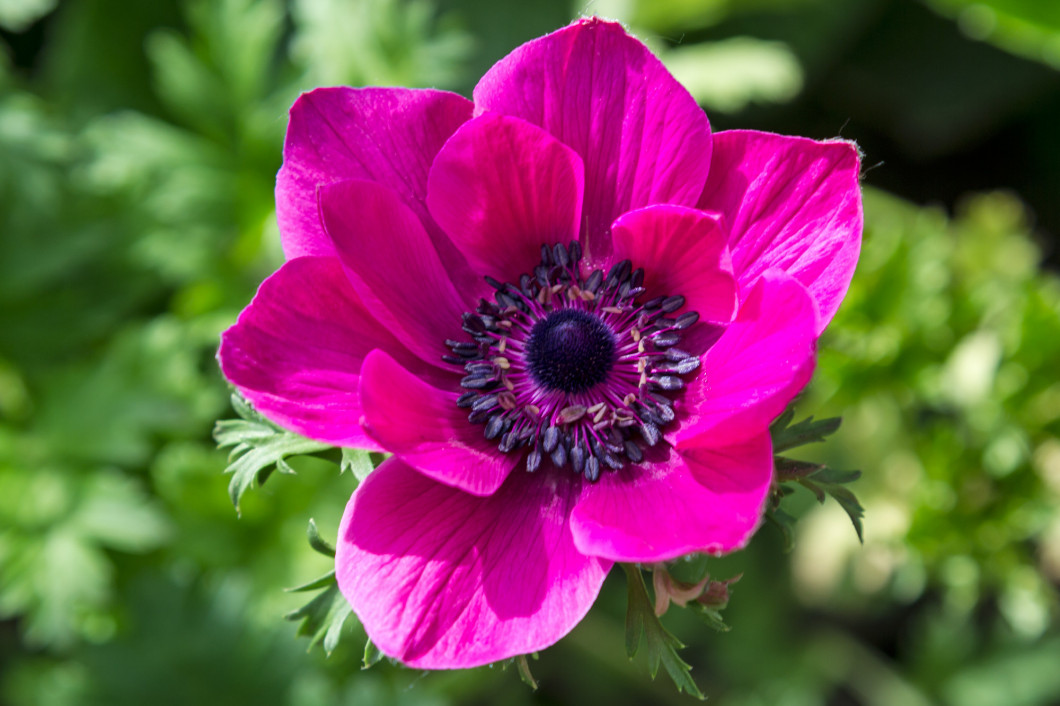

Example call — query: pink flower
[219,18,862,668]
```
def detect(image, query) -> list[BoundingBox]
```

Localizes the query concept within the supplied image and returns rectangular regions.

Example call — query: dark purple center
[444,241,701,482]
[525,309,615,393]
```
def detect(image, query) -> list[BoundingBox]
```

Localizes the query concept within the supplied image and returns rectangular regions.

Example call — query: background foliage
[1,0,1059,703]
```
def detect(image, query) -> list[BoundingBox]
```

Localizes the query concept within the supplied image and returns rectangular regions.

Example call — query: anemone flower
[219,18,862,668]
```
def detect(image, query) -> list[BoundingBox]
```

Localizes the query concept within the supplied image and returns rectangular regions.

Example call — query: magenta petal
[359,349,517,496]
[218,257,440,449]
[474,18,712,268]
[276,87,483,296]
[571,436,772,562]
[699,130,862,334]
[336,458,611,668]
[277,87,470,259]
[427,113,584,284]
[611,205,737,325]
[671,271,817,447]
[319,179,470,369]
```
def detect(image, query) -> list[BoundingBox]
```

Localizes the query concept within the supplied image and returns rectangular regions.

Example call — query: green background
[2,0,1059,703]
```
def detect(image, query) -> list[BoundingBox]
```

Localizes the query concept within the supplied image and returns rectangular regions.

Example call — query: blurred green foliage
[1,0,1059,704]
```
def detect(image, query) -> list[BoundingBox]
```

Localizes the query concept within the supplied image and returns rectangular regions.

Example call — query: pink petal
[474,18,712,268]
[671,270,817,447]
[698,130,862,334]
[570,436,772,562]
[319,179,471,370]
[336,458,610,668]
[427,113,584,284]
[276,87,483,296]
[219,257,446,449]
[359,349,517,496]
[610,205,737,325]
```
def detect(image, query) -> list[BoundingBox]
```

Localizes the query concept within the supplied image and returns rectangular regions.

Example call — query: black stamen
[639,422,660,446]
[665,347,691,361]
[449,252,702,482]
[652,331,681,348]
[461,375,495,390]
[484,415,507,439]
[550,442,567,468]
[569,241,582,264]
[498,431,518,453]
[661,295,685,313]
[650,375,684,391]
[584,456,601,481]
[571,444,587,473]
[472,395,498,412]
[674,311,699,329]
[527,446,542,473]
[553,243,569,267]
[543,426,560,453]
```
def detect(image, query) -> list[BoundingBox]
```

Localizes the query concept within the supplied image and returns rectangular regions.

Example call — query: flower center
[444,242,701,481]
[525,309,615,393]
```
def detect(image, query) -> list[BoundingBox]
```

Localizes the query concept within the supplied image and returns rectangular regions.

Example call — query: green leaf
[286,570,335,593]
[340,447,376,481]
[770,410,842,453]
[284,520,352,656]
[688,598,731,633]
[774,457,825,481]
[621,563,705,700]
[306,518,335,558]
[765,504,798,552]
[283,582,352,656]
[799,468,866,543]
[363,638,384,669]
[214,393,332,513]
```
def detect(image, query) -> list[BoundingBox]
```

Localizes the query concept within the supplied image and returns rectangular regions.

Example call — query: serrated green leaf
[621,563,705,700]
[688,601,731,633]
[770,411,842,453]
[814,482,866,543]
[797,478,829,504]
[306,519,335,557]
[793,466,866,543]
[284,520,353,656]
[286,570,336,593]
[766,504,798,551]
[340,447,375,481]
[812,467,863,485]
[775,456,825,480]
[363,638,384,669]
[214,394,332,512]
[322,600,352,655]
[283,582,351,656]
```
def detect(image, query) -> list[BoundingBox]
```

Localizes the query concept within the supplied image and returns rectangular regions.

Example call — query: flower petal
[698,130,862,334]
[570,436,772,561]
[218,257,444,449]
[610,205,737,325]
[336,458,610,668]
[359,349,517,496]
[276,87,483,296]
[319,178,470,369]
[427,113,584,284]
[474,18,712,268]
[671,270,817,447]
